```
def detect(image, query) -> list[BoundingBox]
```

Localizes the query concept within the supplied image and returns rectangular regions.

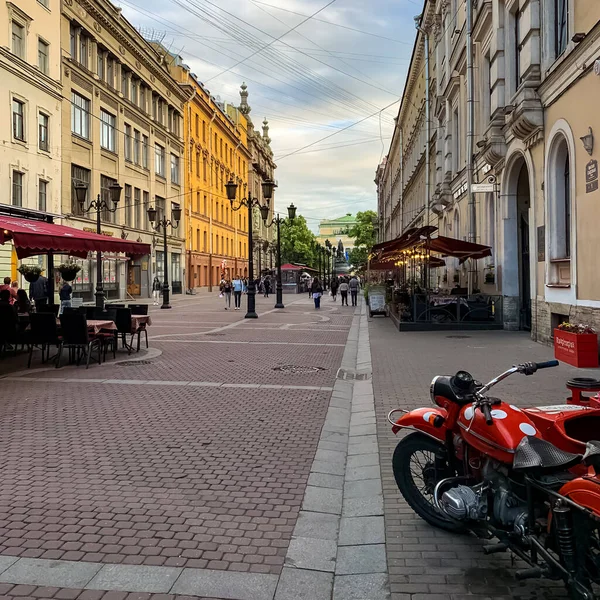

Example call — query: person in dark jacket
[152,276,161,305]
[59,281,72,315]
[15,289,31,314]
[330,277,339,302]
[310,278,323,310]
[29,275,48,311]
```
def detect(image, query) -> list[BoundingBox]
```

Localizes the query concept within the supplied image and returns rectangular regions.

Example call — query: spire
[262,118,271,145]
[239,82,251,116]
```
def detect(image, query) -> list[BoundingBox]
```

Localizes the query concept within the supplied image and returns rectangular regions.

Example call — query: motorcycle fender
[391,407,448,443]
[558,475,600,517]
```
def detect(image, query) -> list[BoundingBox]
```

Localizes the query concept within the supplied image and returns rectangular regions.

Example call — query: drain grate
[117,360,154,366]
[273,365,327,374]
[337,368,372,381]
[446,335,471,339]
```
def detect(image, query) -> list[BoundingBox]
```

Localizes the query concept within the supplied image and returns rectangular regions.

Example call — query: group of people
[309,275,360,309]
[0,274,76,315]
[219,276,248,310]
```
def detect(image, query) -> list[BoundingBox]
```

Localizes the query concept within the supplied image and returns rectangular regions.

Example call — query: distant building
[317,214,356,260]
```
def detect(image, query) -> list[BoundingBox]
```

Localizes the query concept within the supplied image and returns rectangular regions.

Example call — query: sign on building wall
[537,226,545,262]
[586,159,598,193]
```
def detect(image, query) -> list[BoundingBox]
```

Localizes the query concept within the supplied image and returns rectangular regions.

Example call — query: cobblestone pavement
[0,293,363,599]
[369,317,600,600]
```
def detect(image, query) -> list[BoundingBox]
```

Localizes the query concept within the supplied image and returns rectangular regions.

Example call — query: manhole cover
[446,335,471,339]
[273,365,327,374]
[117,360,154,366]
[337,368,372,381]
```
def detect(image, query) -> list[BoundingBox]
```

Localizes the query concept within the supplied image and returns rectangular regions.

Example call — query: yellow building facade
[166,56,250,289]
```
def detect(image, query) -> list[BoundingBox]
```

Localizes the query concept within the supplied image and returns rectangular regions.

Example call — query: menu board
[369,293,385,314]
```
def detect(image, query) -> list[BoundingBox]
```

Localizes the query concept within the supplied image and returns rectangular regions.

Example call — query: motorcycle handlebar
[481,403,494,426]
[535,360,559,370]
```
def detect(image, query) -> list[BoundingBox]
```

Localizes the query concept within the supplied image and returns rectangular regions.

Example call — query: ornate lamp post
[147,203,182,309]
[331,247,337,281]
[225,178,276,318]
[75,181,123,310]
[260,203,296,309]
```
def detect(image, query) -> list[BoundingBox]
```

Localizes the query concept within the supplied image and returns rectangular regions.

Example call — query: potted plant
[56,262,81,282]
[17,264,43,283]
[554,322,599,368]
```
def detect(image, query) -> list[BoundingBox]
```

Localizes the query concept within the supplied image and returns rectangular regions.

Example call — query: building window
[124,184,132,225]
[156,196,165,222]
[79,31,88,69]
[155,144,165,177]
[38,112,49,151]
[71,164,90,215]
[38,38,49,74]
[142,135,149,168]
[100,109,116,152]
[12,99,25,141]
[555,0,568,57]
[133,129,140,165]
[196,152,200,177]
[195,115,199,137]
[107,56,114,88]
[39,179,47,212]
[139,85,146,112]
[452,108,459,173]
[202,120,206,142]
[131,78,138,106]
[97,48,104,80]
[12,171,23,207]
[143,191,149,229]
[134,188,141,229]
[170,154,180,185]
[121,68,129,100]
[171,203,180,229]
[203,231,207,251]
[69,23,77,60]
[564,154,571,258]
[124,124,132,162]
[71,92,90,139]
[12,22,25,59]
[203,157,207,181]
[100,174,118,222]
[204,195,207,214]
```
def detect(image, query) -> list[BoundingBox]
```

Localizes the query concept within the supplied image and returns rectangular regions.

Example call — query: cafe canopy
[0,215,151,259]
[371,226,491,268]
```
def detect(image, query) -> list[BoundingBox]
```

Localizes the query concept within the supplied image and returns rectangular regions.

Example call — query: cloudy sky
[117,0,421,231]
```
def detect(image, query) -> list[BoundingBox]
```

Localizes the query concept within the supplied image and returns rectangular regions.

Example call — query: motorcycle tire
[392,432,465,533]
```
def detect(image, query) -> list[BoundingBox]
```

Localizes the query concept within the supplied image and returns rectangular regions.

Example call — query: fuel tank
[458,401,541,464]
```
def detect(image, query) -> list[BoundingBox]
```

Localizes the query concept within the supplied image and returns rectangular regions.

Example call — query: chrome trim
[387,408,409,426]
[393,424,442,442]
[458,421,516,454]
[430,375,442,403]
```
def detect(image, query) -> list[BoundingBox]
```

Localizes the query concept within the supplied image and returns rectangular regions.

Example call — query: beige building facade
[60,0,187,301]
[377,0,600,342]
[0,0,62,279]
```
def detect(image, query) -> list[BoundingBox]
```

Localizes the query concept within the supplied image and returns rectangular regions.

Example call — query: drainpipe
[466,0,476,294]
[415,17,431,230]
[187,87,197,293]
[208,111,217,291]
[399,128,404,233]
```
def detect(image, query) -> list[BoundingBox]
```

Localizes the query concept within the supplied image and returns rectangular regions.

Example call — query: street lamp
[75,181,123,310]
[147,203,181,309]
[332,247,337,281]
[225,178,276,318]
[261,202,296,309]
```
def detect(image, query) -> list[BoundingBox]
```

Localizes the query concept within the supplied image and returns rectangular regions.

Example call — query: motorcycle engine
[438,461,528,533]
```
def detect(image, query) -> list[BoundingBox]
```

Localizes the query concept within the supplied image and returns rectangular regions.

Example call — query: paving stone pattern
[368,323,596,600]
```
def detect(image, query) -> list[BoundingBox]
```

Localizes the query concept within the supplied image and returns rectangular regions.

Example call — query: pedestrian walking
[264,276,271,298]
[310,277,323,309]
[339,278,349,306]
[152,276,161,305]
[222,279,232,310]
[307,277,313,299]
[58,280,72,315]
[232,276,244,310]
[349,276,360,307]
[330,277,339,302]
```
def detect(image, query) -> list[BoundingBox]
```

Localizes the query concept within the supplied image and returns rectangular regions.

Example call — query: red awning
[369,255,445,270]
[280,263,318,272]
[0,216,151,259]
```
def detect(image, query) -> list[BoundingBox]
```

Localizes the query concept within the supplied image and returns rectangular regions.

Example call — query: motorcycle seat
[513,436,582,474]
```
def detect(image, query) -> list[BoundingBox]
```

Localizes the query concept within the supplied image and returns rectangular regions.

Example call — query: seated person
[15,289,31,314]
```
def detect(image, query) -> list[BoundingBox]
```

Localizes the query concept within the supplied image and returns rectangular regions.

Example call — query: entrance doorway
[127,263,141,297]
[517,165,531,330]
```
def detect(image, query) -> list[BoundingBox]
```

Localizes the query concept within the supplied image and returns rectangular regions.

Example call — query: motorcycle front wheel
[392,432,465,533]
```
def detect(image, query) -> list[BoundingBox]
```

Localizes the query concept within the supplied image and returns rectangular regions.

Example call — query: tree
[280,214,317,267]
[347,210,377,270]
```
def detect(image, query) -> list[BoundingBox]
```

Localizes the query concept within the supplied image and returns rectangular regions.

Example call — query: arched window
[453,209,460,239]
[564,153,571,258]
[548,135,571,260]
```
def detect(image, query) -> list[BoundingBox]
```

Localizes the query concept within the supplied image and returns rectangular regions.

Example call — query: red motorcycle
[389,360,600,600]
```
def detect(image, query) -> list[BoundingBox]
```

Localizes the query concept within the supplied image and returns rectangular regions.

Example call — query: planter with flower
[554,322,599,368]
[56,263,81,282]
[17,264,43,283]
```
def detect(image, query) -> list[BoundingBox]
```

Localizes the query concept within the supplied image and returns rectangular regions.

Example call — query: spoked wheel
[392,432,465,532]
[567,516,600,600]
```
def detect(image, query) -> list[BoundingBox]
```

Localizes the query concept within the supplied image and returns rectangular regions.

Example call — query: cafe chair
[27,312,61,368]
[93,308,118,361]
[57,313,102,369]
[0,304,20,357]
[115,307,145,354]
[128,304,148,316]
